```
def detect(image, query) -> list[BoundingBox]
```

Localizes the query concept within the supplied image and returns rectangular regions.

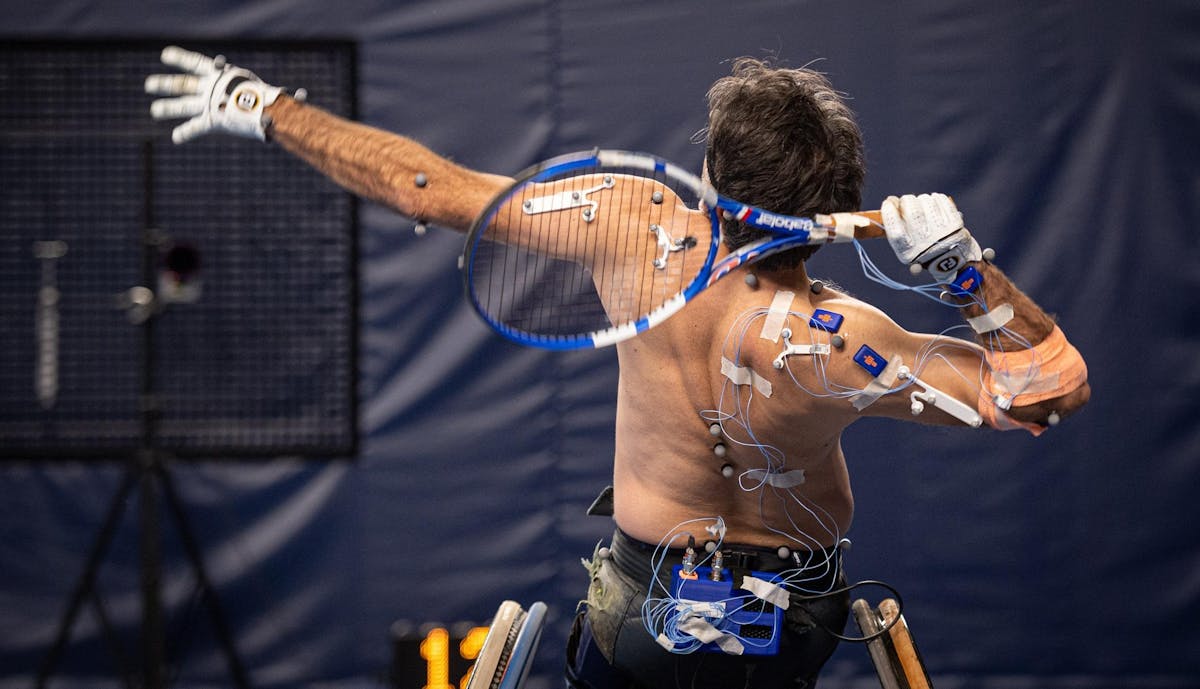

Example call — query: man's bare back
[612,261,856,549]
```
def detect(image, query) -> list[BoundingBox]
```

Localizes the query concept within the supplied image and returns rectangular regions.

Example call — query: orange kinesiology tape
[978,325,1087,434]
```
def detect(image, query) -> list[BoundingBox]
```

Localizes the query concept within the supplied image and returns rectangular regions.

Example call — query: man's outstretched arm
[146,45,510,232]
[266,96,511,231]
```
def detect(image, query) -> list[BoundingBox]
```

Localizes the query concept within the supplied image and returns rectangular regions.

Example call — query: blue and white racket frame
[463,149,884,350]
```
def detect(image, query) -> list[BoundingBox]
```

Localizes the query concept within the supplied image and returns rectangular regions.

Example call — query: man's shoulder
[808,283,900,330]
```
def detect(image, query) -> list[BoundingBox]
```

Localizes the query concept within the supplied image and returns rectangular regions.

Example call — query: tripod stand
[35,140,250,689]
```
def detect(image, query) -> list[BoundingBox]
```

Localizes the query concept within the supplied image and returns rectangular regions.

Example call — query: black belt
[608,528,842,592]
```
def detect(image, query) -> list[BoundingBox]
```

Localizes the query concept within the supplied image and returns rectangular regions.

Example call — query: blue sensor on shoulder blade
[853,344,887,377]
[809,309,844,333]
[949,265,983,296]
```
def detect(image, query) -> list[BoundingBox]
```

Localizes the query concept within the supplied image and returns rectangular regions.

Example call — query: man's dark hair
[702,57,865,271]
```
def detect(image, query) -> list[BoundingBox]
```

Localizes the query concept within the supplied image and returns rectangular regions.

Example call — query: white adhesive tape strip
[831,212,865,242]
[850,355,903,411]
[677,618,744,655]
[967,303,1014,334]
[759,290,795,342]
[743,468,806,489]
[739,576,791,610]
[817,212,868,243]
[721,357,773,398]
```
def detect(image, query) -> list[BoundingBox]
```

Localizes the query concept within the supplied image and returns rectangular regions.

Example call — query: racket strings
[478,175,605,335]
[470,163,707,341]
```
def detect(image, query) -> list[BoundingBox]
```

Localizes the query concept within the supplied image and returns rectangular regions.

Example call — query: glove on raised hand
[145,45,288,144]
[880,193,982,283]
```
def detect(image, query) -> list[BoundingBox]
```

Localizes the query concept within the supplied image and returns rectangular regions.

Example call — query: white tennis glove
[880,193,981,283]
[145,46,288,144]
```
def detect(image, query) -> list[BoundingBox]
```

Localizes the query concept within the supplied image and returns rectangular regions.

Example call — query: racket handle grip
[853,210,886,239]
[818,210,885,240]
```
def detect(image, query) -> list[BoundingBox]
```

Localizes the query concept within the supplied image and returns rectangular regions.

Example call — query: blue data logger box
[666,566,785,656]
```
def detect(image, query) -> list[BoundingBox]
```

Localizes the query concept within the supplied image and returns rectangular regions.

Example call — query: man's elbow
[1009,380,1091,426]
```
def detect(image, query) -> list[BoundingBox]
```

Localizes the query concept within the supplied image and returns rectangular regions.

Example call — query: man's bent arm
[954,260,1091,427]
[878,193,1089,432]
[266,96,512,231]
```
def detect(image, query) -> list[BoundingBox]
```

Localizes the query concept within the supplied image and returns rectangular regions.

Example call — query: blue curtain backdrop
[2,1,1198,688]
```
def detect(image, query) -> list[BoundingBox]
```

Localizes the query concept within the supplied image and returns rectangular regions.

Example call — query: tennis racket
[463,149,885,350]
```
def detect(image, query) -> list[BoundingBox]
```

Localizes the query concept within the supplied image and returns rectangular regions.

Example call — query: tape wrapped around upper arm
[978,325,1087,434]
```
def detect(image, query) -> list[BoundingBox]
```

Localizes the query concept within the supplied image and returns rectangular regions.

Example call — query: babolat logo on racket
[742,208,814,233]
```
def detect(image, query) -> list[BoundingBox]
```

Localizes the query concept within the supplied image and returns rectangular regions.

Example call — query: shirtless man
[147,50,1089,688]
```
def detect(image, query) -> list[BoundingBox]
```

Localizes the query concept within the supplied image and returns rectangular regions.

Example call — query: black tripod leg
[156,464,252,689]
[139,452,165,689]
[90,594,138,689]
[35,465,138,689]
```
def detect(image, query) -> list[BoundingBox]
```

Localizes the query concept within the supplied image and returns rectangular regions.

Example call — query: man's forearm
[956,261,1054,348]
[957,261,1090,424]
[265,95,511,231]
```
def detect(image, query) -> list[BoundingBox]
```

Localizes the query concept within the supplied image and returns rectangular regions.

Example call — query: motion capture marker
[1047,411,1061,427]
[810,280,824,294]
[651,190,664,204]
[709,422,723,436]
[839,538,852,552]
[713,443,727,458]
[720,463,735,479]
[414,172,428,188]
[776,546,791,560]
[831,334,846,349]
[596,546,611,560]
[909,263,924,276]
[293,88,308,102]
[982,247,996,262]
[213,54,227,70]
[705,540,719,553]
[744,273,758,289]
[414,222,427,236]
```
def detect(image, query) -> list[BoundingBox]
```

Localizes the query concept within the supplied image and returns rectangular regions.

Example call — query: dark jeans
[565,529,849,689]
